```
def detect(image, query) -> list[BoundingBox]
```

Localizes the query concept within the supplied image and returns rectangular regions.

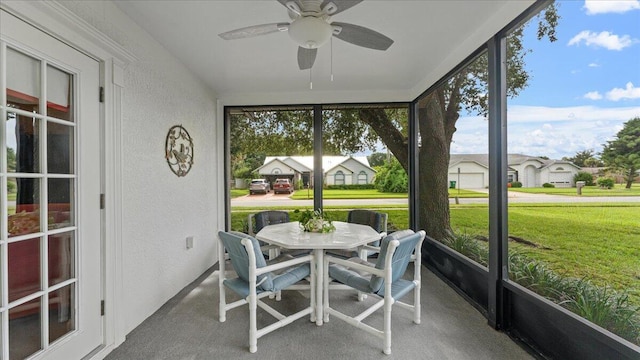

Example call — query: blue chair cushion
[369,230,416,292]
[219,231,311,296]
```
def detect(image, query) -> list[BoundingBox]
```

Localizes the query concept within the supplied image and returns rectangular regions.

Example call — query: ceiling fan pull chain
[331,36,334,82]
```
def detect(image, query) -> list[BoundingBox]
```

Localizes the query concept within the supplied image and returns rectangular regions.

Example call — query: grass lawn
[230,189,248,198]
[286,188,487,200]
[509,183,640,197]
[230,202,640,306]
[450,203,640,306]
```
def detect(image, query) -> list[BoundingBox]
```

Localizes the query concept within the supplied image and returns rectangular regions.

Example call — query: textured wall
[58,1,219,335]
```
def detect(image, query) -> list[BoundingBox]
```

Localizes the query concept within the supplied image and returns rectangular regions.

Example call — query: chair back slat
[254,211,289,233]
[218,231,273,290]
[370,230,420,293]
[347,209,386,233]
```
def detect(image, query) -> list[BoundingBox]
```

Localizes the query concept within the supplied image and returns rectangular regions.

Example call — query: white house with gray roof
[448,154,581,189]
[256,156,376,187]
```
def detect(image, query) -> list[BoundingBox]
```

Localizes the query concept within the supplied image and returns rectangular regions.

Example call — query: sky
[451,0,640,159]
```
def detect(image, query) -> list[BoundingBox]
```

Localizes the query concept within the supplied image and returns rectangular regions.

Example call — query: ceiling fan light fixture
[289,16,332,49]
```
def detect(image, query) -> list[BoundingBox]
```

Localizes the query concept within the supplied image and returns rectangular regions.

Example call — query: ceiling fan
[218,0,393,70]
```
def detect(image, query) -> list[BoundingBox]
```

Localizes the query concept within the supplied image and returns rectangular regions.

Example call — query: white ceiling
[113,0,535,105]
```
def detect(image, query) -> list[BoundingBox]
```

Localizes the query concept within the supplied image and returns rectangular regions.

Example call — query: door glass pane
[49,283,75,344]
[48,231,75,285]
[7,177,41,237]
[8,237,41,302]
[47,121,74,174]
[47,65,73,121]
[48,179,74,230]
[6,111,40,173]
[9,297,42,360]
[6,48,41,113]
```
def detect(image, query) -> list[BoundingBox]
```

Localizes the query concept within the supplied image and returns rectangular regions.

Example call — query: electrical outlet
[186,236,194,249]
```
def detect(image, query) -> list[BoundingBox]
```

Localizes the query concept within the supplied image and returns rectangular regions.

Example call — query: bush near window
[597,177,615,189]
[373,159,408,193]
[574,171,595,186]
[510,181,523,188]
[542,183,555,188]
[444,233,640,345]
[326,184,376,190]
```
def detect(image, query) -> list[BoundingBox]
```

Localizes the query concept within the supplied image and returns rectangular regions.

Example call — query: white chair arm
[255,254,314,275]
[324,255,385,278]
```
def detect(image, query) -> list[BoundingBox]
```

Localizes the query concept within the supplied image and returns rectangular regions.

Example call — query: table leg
[314,249,324,326]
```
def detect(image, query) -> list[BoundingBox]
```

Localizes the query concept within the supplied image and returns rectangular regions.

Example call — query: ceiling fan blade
[321,0,363,15]
[298,47,317,70]
[219,23,289,40]
[331,22,393,50]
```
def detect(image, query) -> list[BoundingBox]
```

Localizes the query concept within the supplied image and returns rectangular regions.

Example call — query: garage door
[449,173,484,189]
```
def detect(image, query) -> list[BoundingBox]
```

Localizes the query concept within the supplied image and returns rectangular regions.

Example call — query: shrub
[574,171,595,186]
[542,183,555,188]
[510,181,523,188]
[373,159,407,193]
[597,177,614,189]
[326,184,375,190]
[440,234,640,345]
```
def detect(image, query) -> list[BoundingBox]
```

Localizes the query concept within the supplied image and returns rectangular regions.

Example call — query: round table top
[255,221,381,250]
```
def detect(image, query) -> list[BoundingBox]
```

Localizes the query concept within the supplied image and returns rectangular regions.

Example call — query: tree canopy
[601,117,640,189]
[563,149,604,167]
[228,3,559,242]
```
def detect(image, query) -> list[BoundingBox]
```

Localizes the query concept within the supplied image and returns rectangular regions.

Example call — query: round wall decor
[165,125,194,177]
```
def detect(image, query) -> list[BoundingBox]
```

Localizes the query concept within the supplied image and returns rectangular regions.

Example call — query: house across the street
[256,156,376,188]
[449,154,581,189]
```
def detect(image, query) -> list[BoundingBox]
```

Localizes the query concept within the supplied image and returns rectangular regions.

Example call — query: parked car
[273,178,293,194]
[249,179,270,195]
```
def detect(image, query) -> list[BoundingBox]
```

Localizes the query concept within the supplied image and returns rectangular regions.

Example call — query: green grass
[286,188,487,200]
[449,203,640,306]
[230,189,248,198]
[509,183,640,196]
[230,203,640,307]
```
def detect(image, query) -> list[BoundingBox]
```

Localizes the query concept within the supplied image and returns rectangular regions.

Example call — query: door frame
[0,1,136,357]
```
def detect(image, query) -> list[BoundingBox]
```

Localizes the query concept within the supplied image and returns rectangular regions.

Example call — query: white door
[1,11,102,360]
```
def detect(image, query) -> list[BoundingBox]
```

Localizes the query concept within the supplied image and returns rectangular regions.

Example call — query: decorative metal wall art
[165,125,194,177]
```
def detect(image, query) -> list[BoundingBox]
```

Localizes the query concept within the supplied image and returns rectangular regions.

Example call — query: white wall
[58,1,219,335]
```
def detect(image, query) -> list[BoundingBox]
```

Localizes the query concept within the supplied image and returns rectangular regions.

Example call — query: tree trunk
[625,168,635,189]
[358,109,409,170]
[416,93,457,241]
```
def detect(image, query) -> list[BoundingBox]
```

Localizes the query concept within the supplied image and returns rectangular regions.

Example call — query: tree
[228,5,558,242]
[367,152,389,167]
[563,149,603,167]
[601,117,640,189]
[357,5,558,240]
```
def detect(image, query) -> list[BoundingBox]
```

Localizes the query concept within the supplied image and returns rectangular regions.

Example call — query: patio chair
[218,231,315,353]
[327,209,388,259]
[248,210,290,258]
[323,230,425,355]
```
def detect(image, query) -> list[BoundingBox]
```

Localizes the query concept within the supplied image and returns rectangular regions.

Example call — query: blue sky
[452,0,640,159]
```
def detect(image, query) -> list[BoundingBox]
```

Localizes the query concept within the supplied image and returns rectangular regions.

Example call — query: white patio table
[255,221,381,326]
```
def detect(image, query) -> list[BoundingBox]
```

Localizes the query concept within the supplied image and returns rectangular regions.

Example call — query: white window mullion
[0,38,9,360]
[40,58,50,351]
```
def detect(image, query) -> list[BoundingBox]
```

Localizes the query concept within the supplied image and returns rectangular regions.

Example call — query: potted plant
[296,209,336,233]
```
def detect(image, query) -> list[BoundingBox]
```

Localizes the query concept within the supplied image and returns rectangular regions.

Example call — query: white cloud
[588,62,600,67]
[568,30,635,50]
[452,105,640,158]
[606,82,640,100]
[584,91,603,100]
[584,0,640,15]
